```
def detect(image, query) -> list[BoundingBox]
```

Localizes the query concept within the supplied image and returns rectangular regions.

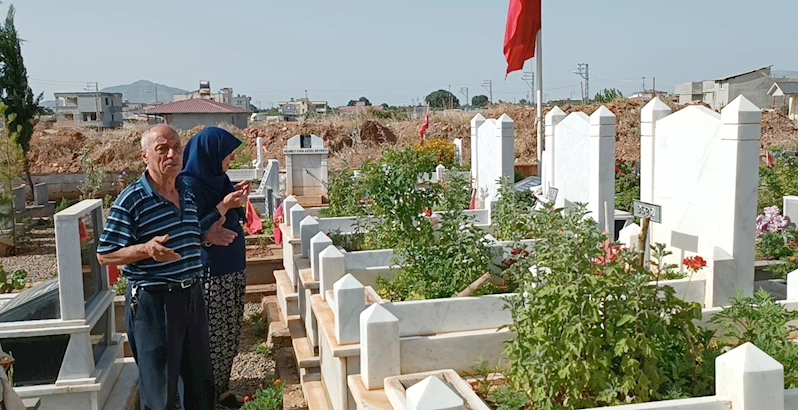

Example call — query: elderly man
[97,125,237,410]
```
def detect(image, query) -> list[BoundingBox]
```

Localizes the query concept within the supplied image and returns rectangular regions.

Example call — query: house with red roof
[143,99,251,130]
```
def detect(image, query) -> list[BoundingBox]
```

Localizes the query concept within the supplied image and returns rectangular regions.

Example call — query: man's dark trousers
[126,281,215,410]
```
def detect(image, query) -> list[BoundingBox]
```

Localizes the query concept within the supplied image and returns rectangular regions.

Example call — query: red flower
[422,209,433,217]
[511,247,523,256]
[683,256,707,271]
[594,238,622,266]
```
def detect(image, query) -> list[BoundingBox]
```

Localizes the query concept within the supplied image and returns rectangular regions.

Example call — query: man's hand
[144,235,181,262]
[205,216,237,246]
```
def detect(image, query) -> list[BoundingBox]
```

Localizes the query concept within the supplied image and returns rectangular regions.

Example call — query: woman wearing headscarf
[181,127,250,408]
[0,345,25,410]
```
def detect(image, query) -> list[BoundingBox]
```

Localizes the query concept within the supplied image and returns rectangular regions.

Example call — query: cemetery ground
[3,97,798,409]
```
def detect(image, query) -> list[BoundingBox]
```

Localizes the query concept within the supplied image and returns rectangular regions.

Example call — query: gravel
[225,302,277,407]
[0,222,57,284]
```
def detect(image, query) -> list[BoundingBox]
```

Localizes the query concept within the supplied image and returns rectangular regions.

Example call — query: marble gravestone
[284,134,329,198]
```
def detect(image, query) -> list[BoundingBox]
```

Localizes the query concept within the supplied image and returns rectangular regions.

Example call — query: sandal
[218,392,243,408]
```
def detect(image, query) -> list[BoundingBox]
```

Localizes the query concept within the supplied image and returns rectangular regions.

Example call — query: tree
[425,90,460,109]
[471,95,489,108]
[347,96,371,106]
[0,104,24,253]
[593,88,624,103]
[0,5,44,190]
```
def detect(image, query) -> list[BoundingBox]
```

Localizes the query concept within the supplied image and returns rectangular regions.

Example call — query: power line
[521,63,535,104]
[459,87,468,107]
[482,80,493,104]
[84,82,100,132]
[574,63,589,104]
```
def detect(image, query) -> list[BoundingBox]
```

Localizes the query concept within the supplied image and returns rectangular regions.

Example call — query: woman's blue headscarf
[181,127,246,221]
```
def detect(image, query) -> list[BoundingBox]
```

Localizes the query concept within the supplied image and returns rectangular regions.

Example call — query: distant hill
[101,80,188,104]
[773,70,798,80]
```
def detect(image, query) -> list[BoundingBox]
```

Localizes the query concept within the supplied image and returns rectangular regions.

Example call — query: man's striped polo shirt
[97,171,204,285]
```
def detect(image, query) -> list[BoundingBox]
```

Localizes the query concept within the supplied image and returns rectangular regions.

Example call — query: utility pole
[521,64,535,104]
[574,63,589,104]
[85,82,100,132]
[641,77,646,92]
[448,84,452,110]
[482,80,493,104]
[459,87,469,108]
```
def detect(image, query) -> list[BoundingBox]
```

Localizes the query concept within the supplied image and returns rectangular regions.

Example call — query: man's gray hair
[140,125,177,150]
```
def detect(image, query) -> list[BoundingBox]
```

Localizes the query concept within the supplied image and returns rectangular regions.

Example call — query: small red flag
[78,218,90,245]
[244,199,263,235]
[504,0,542,76]
[419,112,429,139]
[273,202,284,245]
[767,151,775,168]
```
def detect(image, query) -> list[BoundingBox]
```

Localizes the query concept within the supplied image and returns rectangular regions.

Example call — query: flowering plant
[756,206,792,236]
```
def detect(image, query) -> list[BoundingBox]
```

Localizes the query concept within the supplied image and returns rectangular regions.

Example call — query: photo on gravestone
[301,134,311,148]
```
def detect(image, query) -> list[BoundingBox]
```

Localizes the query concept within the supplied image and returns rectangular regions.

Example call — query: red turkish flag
[244,199,263,235]
[767,151,775,168]
[504,0,542,76]
[419,113,429,139]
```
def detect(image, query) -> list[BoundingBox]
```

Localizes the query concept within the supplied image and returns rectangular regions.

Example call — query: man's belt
[138,277,199,292]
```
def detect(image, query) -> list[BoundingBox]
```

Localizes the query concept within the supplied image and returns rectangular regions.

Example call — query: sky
[16,0,798,108]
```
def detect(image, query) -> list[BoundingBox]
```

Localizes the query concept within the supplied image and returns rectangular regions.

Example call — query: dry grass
[28,102,798,174]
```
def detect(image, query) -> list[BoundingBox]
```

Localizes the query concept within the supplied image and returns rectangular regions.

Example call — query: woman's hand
[218,189,247,215]
[235,180,252,197]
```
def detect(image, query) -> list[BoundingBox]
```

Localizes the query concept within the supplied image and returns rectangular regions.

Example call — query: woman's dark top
[180,126,247,277]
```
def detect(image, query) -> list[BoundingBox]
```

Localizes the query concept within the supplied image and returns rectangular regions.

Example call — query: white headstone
[452,138,463,166]
[254,137,264,170]
[360,304,400,390]
[588,106,616,230]
[299,216,319,257]
[470,114,486,185]
[284,134,329,197]
[618,223,641,251]
[640,98,672,204]
[406,376,465,410]
[290,204,306,239]
[319,246,346,301]
[787,269,798,301]
[333,274,365,345]
[435,164,446,182]
[475,114,514,206]
[646,96,761,306]
[283,196,298,226]
[716,342,784,410]
[784,196,798,224]
[542,106,566,196]
[552,112,590,210]
[310,232,333,281]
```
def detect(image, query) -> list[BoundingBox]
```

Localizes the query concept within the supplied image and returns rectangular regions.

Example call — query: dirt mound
[25,102,798,174]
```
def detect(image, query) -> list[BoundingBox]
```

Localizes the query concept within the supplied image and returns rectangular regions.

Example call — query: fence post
[716,342,783,410]
[319,246,346,302]
[310,232,333,281]
[406,376,465,410]
[333,274,365,345]
[299,215,319,258]
[360,304,400,390]
[588,106,616,231]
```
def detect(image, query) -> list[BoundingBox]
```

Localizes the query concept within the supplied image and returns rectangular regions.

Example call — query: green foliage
[758,150,798,213]
[103,194,115,209]
[55,197,71,213]
[0,263,25,293]
[472,95,490,108]
[327,229,366,252]
[492,177,537,242]
[502,202,706,408]
[377,208,499,301]
[414,139,457,169]
[320,161,366,218]
[347,97,371,106]
[78,148,106,200]
[0,5,44,189]
[241,382,283,410]
[252,343,272,358]
[710,289,798,388]
[425,89,460,109]
[615,159,639,213]
[436,171,471,212]
[112,276,127,296]
[0,104,23,250]
[593,88,624,103]
[491,386,528,410]
[245,315,267,340]
[649,243,684,281]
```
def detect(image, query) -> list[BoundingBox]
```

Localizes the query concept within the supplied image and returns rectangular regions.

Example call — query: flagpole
[535,28,543,164]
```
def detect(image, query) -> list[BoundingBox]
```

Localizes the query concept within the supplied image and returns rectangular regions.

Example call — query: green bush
[241,381,283,410]
[758,150,798,213]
